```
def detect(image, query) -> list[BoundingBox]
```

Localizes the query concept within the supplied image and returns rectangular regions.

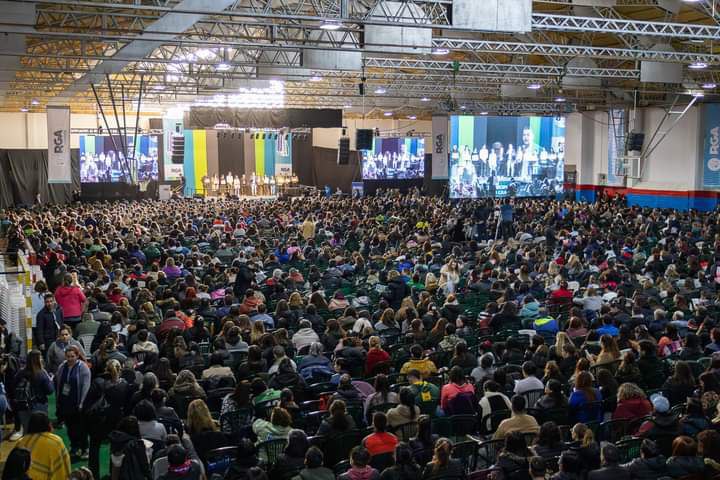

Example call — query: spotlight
[320,20,342,30]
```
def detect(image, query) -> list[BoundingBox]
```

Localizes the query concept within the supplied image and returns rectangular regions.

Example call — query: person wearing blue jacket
[55,345,91,460]
[569,371,602,424]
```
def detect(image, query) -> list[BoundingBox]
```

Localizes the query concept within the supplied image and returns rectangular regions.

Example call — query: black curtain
[217,131,245,176]
[0,149,80,207]
[292,136,361,193]
[185,108,342,130]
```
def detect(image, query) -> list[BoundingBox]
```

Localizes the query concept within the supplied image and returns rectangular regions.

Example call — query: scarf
[168,459,192,475]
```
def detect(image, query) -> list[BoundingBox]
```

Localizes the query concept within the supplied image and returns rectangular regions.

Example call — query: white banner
[47,106,71,183]
[431,115,449,179]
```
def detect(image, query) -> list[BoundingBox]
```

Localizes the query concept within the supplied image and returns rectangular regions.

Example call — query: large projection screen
[448,115,565,198]
[362,137,425,180]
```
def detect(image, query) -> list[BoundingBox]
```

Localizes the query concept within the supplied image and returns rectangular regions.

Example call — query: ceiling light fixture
[384,111,393,116]
[309,75,323,82]
[692,91,705,97]
[343,104,352,109]
[30,99,39,105]
[320,20,342,30]
[216,63,231,71]
[420,97,430,102]
[555,97,566,102]
[527,83,543,90]
[153,85,166,91]
[480,111,489,115]
[460,105,467,110]
[431,48,450,55]
[20,107,28,112]
[702,83,717,89]
[689,61,708,69]
[408,115,417,120]
[374,87,387,94]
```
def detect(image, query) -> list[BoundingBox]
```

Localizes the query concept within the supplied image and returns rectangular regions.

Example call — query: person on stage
[234,175,241,197]
[250,173,257,196]
[202,175,210,196]
[270,176,276,196]
[226,172,234,196]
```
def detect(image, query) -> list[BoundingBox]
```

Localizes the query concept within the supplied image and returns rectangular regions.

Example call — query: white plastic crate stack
[0,254,32,353]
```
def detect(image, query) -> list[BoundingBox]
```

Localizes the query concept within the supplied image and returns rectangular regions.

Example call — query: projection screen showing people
[448,116,565,198]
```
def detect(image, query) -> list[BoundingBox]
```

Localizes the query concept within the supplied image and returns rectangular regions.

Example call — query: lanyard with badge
[61,363,76,397]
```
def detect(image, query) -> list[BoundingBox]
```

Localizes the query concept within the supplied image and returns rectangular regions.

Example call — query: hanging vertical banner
[703,103,720,189]
[47,106,71,183]
[431,115,449,179]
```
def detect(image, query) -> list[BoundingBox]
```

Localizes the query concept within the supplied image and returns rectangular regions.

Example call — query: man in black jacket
[35,293,63,353]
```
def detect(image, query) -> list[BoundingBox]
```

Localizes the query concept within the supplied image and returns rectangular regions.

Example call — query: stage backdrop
[182,130,293,194]
[0,149,80,208]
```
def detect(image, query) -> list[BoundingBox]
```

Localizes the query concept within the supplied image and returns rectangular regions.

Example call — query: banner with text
[47,106,72,183]
[703,103,720,188]
[431,115,449,179]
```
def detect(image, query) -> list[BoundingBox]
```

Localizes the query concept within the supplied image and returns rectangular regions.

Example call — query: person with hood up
[291,320,320,353]
[338,446,380,480]
[291,446,334,480]
[620,439,667,480]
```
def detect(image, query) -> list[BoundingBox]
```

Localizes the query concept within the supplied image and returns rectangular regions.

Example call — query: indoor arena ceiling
[0,0,718,116]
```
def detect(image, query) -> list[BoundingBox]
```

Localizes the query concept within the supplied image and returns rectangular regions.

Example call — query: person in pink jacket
[440,366,476,415]
[53,273,86,331]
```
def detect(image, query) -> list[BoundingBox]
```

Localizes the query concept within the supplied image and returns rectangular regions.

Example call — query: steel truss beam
[22,0,720,40]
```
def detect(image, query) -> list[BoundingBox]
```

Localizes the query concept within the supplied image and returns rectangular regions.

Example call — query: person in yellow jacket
[400,345,438,379]
[17,412,71,480]
[301,216,316,241]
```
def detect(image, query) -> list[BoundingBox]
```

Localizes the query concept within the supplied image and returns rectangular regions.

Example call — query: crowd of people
[1,190,720,480]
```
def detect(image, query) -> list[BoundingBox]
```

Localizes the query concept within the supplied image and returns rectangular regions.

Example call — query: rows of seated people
[1,192,720,480]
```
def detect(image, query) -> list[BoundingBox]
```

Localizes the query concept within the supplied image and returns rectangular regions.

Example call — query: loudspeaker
[171,134,185,164]
[338,137,350,165]
[627,132,645,152]
[356,129,374,151]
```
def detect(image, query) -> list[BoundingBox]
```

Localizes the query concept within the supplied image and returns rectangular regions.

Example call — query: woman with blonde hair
[612,383,651,422]
[186,398,229,465]
[593,334,620,367]
[439,259,461,294]
[552,331,572,360]
[424,273,439,294]
[250,320,266,344]
[375,308,399,332]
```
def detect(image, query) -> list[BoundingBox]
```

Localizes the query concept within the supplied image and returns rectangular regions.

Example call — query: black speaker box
[338,137,350,165]
[627,132,645,152]
[356,129,374,151]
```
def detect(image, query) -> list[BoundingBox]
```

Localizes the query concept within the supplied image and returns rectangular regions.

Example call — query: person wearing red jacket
[612,383,652,426]
[365,336,390,376]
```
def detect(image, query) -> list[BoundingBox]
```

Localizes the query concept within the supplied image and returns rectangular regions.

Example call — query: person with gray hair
[129,371,158,412]
[292,319,320,352]
[587,443,630,480]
